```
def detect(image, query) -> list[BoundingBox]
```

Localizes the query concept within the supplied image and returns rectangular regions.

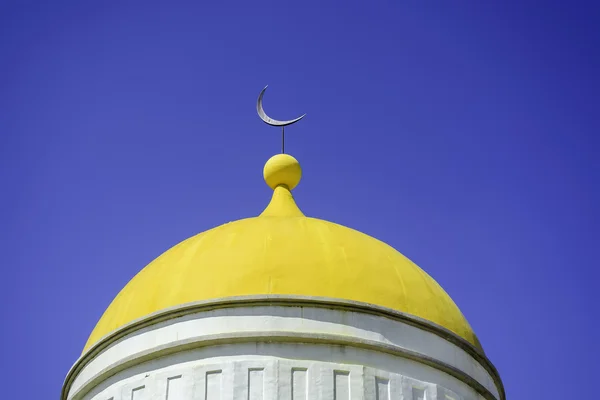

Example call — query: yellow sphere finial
[263,154,302,190]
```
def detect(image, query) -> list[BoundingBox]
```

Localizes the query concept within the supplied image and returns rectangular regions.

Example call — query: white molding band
[63,296,504,400]
[80,345,482,400]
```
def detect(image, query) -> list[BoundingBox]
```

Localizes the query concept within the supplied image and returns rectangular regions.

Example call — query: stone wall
[64,299,501,400]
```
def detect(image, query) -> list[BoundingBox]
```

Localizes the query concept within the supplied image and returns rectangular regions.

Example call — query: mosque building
[62,91,504,400]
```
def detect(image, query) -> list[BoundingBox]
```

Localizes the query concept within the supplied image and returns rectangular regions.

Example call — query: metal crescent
[257,85,306,127]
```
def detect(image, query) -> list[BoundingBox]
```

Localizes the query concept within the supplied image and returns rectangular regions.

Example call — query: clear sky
[1,1,598,398]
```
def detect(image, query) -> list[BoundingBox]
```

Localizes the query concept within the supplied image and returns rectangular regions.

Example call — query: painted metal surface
[83,156,480,351]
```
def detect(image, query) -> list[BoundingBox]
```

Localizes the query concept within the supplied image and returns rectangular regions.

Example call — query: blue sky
[1,1,598,398]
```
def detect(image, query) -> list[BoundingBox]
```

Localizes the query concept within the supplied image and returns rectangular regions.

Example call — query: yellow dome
[84,155,479,351]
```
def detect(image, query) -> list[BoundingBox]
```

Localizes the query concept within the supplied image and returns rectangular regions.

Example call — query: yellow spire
[260,154,304,217]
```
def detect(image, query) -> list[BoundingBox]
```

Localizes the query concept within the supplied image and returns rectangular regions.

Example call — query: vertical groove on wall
[205,370,222,400]
[333,371,350,400]
[165,375,183,400]
[375,378,389,400]
[248,368,264,400]
[131,386,145,400]
[291,368,308,400]
[412,387,426,400]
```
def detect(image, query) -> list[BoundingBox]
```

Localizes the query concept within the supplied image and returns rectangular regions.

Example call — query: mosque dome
[84,154,479,352]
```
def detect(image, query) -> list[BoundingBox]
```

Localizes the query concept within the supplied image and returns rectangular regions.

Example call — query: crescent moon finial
[256,85,305,154]
[256,85,306,127]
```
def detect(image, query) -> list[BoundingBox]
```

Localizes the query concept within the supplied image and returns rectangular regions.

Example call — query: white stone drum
[62,297,503,400]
